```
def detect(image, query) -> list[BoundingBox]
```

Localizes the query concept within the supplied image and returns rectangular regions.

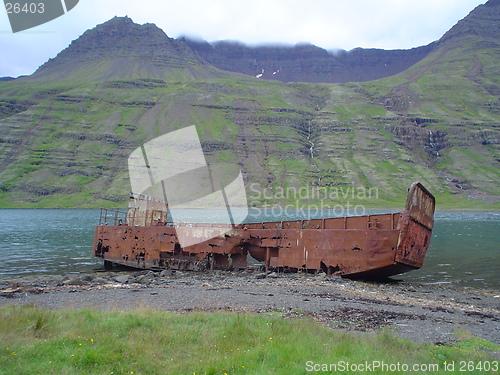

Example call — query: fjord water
[403,210,499,288]
[0,209,498,289]
[0,209,100,278]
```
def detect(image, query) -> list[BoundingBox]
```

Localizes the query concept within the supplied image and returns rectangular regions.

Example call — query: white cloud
[0,0,486,77]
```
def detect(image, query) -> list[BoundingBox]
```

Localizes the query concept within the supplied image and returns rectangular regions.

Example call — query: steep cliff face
[182,37,436,83]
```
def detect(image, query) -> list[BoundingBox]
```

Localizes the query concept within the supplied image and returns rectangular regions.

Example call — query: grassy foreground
[0,305,498,375]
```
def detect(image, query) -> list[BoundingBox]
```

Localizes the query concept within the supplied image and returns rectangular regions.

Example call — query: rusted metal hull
[93,182,435,278]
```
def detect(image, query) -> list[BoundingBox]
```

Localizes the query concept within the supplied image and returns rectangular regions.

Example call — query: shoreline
[1,270,499,346]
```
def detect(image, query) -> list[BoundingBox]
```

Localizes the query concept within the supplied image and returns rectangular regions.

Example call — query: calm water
[0,209,498,289]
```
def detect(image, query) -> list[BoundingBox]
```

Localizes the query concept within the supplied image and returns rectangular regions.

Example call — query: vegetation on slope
[0,8,498,209]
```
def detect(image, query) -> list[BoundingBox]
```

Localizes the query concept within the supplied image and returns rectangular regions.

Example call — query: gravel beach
[1,270,499,346]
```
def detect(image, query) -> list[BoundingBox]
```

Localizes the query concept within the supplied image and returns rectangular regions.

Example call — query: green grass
[0,305,498,375]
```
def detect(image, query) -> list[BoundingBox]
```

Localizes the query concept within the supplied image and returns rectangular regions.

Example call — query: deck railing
[98,208,128,226]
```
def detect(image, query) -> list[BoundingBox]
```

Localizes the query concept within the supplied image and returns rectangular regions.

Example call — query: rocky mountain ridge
[439,0,500,45]
[182,0,499,83]
[24,0,499,84]
[29,16,226,82]
[180,38,436,84]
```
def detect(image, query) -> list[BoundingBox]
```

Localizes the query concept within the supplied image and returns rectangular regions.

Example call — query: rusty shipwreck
[93,181,435,278]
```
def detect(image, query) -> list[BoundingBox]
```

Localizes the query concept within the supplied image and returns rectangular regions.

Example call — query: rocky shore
[1,270,499,347]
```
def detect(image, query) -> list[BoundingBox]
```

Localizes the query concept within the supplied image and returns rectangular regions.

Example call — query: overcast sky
[0,0,486,77]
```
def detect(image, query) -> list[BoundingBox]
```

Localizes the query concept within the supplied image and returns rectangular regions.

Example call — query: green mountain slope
[0,2,498,209]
